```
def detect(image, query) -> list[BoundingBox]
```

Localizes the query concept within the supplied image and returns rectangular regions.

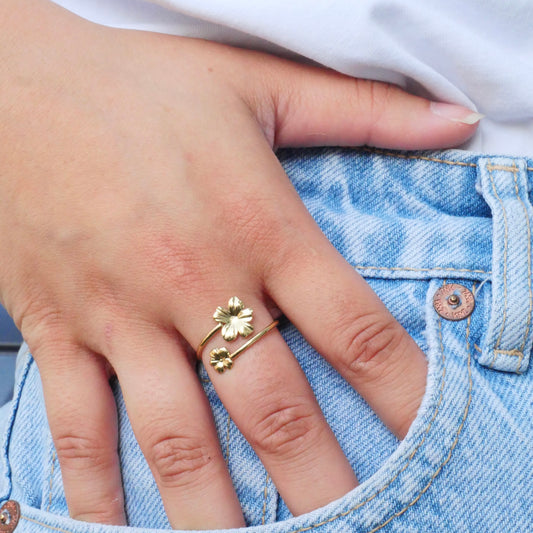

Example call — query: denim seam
[492,349,523,356]
[261,473,270,525]
[45,450,57,513]
[19,515,73,533]
[355,265,490,275]
[475,346,526,374]
[486,163,520,172]
[362,148,533,172]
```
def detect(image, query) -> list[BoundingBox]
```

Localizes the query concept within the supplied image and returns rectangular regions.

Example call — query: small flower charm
[213,297,254,341]
[210,347,233,373]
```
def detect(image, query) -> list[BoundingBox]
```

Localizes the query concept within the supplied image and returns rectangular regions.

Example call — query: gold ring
[197,296,278,373]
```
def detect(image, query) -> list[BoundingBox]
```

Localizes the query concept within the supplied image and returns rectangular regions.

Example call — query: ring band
[208,321,279,373]
[197,324,223,360]
[196,297,279,373]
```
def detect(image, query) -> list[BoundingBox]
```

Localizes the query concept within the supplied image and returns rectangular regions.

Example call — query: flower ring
[210,348,234,373]
[196,297,279,373]
[213,296,254,341]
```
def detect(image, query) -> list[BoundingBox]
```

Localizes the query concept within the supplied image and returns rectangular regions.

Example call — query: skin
[0,0,480,529]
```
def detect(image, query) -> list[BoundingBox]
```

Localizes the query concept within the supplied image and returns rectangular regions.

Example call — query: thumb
[254,60,482,150]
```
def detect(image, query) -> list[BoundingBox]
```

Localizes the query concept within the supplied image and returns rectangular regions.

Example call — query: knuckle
[148,434,214,487]
[54,433,115,474]
[337,312,404,379]
[365,80,394,115]
[19,305,64,352]
[248,397,318,458]
[353,80,395,144]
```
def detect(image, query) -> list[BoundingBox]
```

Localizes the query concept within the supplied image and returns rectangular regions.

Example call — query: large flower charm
[213,297,254,341]
[210,348,233,373]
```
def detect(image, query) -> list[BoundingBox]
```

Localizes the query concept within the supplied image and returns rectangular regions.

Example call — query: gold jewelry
[197,297,278,373]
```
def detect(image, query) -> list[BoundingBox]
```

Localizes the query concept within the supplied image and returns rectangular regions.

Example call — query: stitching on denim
[286,282,449,533]
[513,165,533,356]
[487,160,509,355]
[224,413,231,466]
[492,349,525,375]
[354,265,491,275]
[485,348,524,372]
[261,472,270,525]
[367,287,474,533]
[361,148,477,168]
[20,516,74,533]
[362,148,533,172]
[494,349,523,357]
[45,451,56,513]
[486,163,519,172]
[474,343,482,353]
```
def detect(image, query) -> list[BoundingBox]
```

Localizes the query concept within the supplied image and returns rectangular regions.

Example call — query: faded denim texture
[1,148,532,532]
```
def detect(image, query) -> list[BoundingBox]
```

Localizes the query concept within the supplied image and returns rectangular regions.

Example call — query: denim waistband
[280,148,533,373]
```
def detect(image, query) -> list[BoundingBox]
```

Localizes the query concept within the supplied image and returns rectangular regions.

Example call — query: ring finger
[184,293,358,516]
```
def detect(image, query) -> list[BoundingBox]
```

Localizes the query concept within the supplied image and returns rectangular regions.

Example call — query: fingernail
[430,102,484,125]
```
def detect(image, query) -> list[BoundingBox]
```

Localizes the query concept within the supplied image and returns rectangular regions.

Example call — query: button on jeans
[1,148,532,532]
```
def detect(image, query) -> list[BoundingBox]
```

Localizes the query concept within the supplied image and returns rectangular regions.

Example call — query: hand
[0,0,480,529]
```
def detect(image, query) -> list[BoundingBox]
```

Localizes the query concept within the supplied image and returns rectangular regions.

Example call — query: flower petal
[211,347,229,362]
[214,306,232,324]
[228,297,244,315]
[238,308,253,321]
[238,321,254,338]
[222,322,238,341]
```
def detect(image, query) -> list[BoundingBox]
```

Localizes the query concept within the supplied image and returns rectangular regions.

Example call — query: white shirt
[51,0,533,157]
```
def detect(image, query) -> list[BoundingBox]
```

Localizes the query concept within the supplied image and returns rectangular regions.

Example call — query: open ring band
[196,297,279,373]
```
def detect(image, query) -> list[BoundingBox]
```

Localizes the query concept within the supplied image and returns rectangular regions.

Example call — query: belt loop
[477,157,533,373]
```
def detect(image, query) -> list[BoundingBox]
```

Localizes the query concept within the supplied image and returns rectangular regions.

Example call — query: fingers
[36,344,126,525]
[263,209,427,440]
[110,329,245,530]
[246,57,481,150]
[187,296,357,516]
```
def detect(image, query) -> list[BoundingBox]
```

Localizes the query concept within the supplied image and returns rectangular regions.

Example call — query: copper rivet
[0,501,20,533]
[447,294,460,306]
[433,284,475,321]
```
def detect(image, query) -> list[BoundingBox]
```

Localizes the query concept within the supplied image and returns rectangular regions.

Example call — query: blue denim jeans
[1,148,532,532]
